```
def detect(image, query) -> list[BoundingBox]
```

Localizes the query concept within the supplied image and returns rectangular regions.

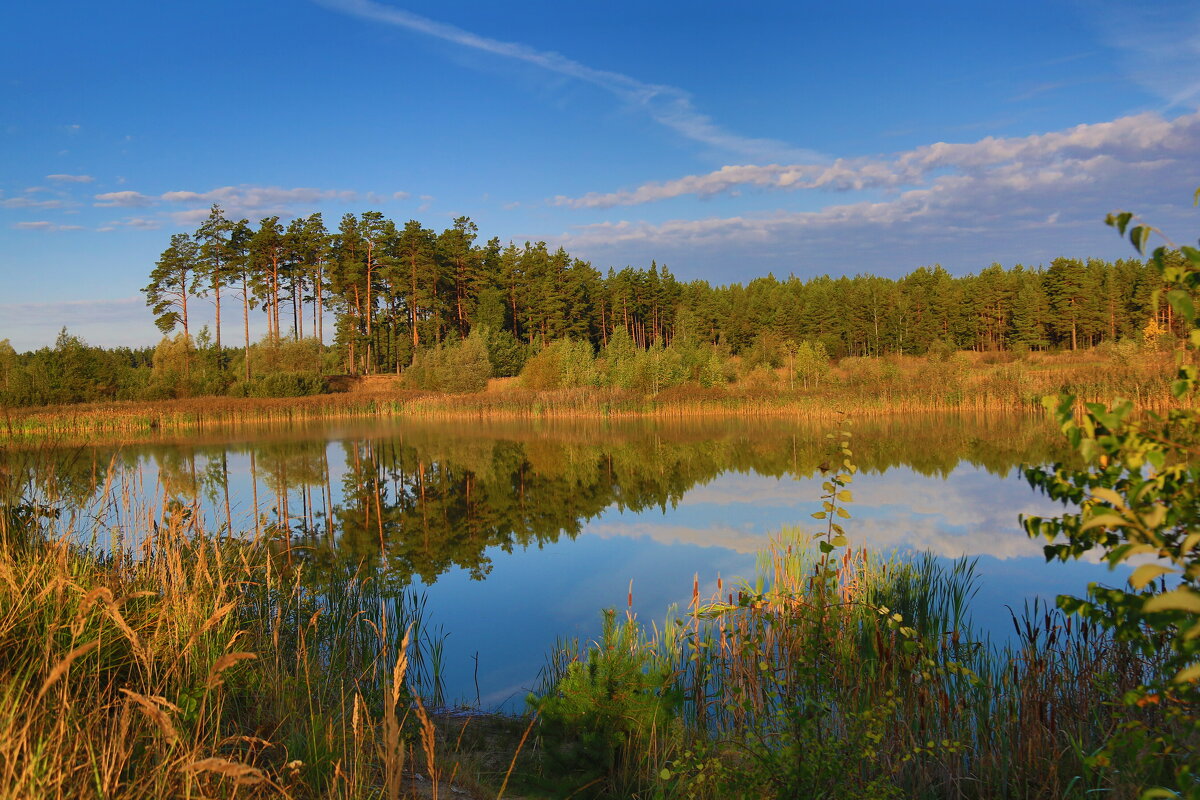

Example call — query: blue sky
[2,0,1198,349]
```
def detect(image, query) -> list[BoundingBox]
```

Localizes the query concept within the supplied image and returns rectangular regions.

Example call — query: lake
[5,411,1121,710]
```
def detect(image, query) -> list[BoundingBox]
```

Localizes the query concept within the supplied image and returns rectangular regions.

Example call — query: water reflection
[3,413,1071,586]
[3,413,1100,706]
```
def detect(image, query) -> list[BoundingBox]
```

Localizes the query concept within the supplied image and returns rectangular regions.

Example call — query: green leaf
[1090,488,1125,508]
[1079,513,1127,532]
[1174,664,1200,684]
[1140,789,1182,800]
[1108,211,1133,235]
[660,768,672,780]
[1142,588,1200,614]
[1129,564,1175,590]
[1130,225,1150,253]
[1166,289,1196,324]
[1138,505,1167,530]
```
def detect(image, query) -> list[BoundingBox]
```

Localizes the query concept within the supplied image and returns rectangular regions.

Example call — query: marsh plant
[529,430,1179,799]
[0,449,461,799]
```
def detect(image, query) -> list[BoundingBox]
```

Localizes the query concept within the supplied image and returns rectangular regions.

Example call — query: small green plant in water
[529,607,682,797]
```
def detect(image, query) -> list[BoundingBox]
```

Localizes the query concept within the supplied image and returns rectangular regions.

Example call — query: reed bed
[529,529,1189,799]
[1,350,1185,441]
[0,449,502,800]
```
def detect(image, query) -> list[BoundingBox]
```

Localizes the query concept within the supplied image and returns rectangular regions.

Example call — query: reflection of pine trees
[8,415,1071,586]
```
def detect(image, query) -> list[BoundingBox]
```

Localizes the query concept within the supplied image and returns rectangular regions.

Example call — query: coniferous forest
[147,204,1171,363]
[0,202,1185,408]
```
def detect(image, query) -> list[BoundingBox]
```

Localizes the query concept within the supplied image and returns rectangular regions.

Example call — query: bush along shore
[0,340,1187,440]
[1,422,1195,800]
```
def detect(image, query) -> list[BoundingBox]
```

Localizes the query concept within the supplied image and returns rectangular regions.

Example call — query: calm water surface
[10,413,1123,708]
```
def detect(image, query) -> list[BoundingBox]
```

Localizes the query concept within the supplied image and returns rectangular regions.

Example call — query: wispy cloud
[1089,1,1200,110]
[313,0,816,163]
[553,111,1200,277]
[557,111,1200,209]
[45,173,94,183]
[160,185,357,209]
[94,190,153,208]
[11,221,85,232]
[0,197,65,209]
[87,184,384,225]
[97,217,162,232]
[161,185,361,224]
[0,296,146,351]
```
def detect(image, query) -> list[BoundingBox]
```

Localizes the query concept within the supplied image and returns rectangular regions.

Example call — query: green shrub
[529,609,680,797]
[401,330,492,393]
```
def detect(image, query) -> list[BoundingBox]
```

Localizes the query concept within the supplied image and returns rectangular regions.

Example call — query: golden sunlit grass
[0,452,531,799]
[0,347,1186,440]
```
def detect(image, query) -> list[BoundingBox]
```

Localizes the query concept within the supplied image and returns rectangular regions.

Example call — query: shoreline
[0,383,1181,442]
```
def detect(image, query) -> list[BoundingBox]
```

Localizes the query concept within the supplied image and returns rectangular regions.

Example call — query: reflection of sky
[52,443,1127,713]
[418,464,1127,710]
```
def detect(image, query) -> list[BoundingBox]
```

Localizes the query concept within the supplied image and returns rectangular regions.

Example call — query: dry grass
[0,454,521,800]
[0,347,1188,440]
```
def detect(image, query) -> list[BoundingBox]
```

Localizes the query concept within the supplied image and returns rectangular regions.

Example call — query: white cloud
[11,221,84,231]
[87,184,368,226]
[557,111,1200,209]
[94,190,153,207]
[45,173,94,183]
[100,217,162,231]
[314,0,816,162]
[551,111,1200,276]
[160,185,357,209]
[0,296,146,351]
[0,197,64,209]
[160,185,361,222]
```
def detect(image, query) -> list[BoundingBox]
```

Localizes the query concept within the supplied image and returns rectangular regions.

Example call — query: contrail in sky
[314,0,820,163]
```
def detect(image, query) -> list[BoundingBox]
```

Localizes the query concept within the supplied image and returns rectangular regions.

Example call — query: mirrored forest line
[3,414,1067,588]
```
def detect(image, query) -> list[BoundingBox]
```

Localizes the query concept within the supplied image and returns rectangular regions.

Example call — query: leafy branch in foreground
[1022,198,1200,797]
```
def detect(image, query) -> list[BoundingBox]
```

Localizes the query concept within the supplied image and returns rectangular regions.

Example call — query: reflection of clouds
[598,465,1073,561]
[585,519,767,554]
[847,515,1045,561]
[680,473,818,507]
[682,466,1063,530]
[585,513,1050,561]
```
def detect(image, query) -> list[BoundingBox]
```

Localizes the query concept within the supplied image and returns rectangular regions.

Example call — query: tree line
[143,205,1175,375]
[0,205,1181,406]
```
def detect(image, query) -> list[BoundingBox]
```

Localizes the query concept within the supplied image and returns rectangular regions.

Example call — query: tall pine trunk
[242,274,251,381]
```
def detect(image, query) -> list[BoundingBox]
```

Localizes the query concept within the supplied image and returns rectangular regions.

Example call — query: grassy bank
[0,347,1185,440]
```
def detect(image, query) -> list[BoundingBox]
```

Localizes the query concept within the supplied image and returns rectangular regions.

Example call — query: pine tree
[144,233,201,339]
[195,204,233,360]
